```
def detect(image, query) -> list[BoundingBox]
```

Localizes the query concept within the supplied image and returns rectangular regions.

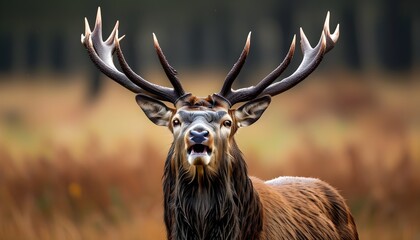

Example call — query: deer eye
[223,120,232,128]
[172,118,181,127]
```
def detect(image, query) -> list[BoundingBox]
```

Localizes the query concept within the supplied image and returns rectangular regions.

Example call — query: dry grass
[0,71,419,239]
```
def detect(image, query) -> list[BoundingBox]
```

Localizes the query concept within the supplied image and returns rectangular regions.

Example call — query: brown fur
[160,95,358,240]
[252,177,358,239]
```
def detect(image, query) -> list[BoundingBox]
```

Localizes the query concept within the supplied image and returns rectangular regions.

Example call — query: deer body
[82,8,358,239]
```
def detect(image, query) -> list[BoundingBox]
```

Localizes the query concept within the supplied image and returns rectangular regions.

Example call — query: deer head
[81,8,338,178]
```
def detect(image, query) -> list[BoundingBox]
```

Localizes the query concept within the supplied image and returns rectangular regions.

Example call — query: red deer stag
[82,7,358,240]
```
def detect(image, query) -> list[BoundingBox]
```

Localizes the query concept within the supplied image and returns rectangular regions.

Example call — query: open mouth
[187,144,212,156]
[187,144,212,165]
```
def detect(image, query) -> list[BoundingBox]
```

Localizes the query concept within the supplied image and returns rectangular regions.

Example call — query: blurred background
[0,0,419,239]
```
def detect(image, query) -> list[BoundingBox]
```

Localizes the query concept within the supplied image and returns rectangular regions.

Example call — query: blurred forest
[0,0,420,239]
[0,0,419,74]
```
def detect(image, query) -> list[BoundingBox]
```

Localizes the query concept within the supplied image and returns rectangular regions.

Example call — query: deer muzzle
[186,126,213,166]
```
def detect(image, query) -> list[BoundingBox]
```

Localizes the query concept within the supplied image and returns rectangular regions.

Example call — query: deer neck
[163,141,263,239]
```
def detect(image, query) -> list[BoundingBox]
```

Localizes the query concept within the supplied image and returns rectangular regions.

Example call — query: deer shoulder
[252,176,358,240]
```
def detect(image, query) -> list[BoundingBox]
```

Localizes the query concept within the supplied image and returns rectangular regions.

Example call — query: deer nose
[189,128,209,144]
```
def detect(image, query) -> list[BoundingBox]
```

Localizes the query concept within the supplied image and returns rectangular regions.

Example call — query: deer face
[136,94,271,170]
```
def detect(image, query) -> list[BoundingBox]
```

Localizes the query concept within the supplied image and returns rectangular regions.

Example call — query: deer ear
[136,94,174,126]
[235,95,271,127]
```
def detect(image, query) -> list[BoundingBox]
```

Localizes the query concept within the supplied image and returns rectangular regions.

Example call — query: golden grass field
[0,71,419,239]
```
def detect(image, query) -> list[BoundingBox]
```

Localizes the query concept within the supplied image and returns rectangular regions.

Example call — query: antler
[81,7,186,104]
[217,12,339,106]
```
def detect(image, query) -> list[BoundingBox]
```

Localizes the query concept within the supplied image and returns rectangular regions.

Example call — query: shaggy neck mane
[163,140,263,240]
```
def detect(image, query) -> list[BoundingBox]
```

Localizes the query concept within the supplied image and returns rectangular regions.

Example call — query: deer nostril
[190,129,209,144]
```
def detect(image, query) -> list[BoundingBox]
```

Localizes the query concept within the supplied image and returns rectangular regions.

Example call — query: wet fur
[160,97,358,239]
[163,139,358,239]
[163,140,263,240]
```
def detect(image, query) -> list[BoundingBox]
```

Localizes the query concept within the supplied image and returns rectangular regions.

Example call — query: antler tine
[82,7,186,103]
[114,35,179,102]
[222,35,296,105]
[324,11,340,53]
[260,26,328,97]
[81,8,143,93]
[153,33,186,97]
[219,32,251,97]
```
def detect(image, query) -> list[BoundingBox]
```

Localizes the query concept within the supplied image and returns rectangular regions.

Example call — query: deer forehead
[175,109,229,123]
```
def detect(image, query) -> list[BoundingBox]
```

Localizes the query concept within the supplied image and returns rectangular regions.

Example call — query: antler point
[300,28,313,52]
[95,7,102,26]
[330,23,340,43]
[290,34,297,53]
[84,17,92,36]
[324,11,331,34]
[335,23,340,35]
[153,33,160,49]
[245,32,251,51]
